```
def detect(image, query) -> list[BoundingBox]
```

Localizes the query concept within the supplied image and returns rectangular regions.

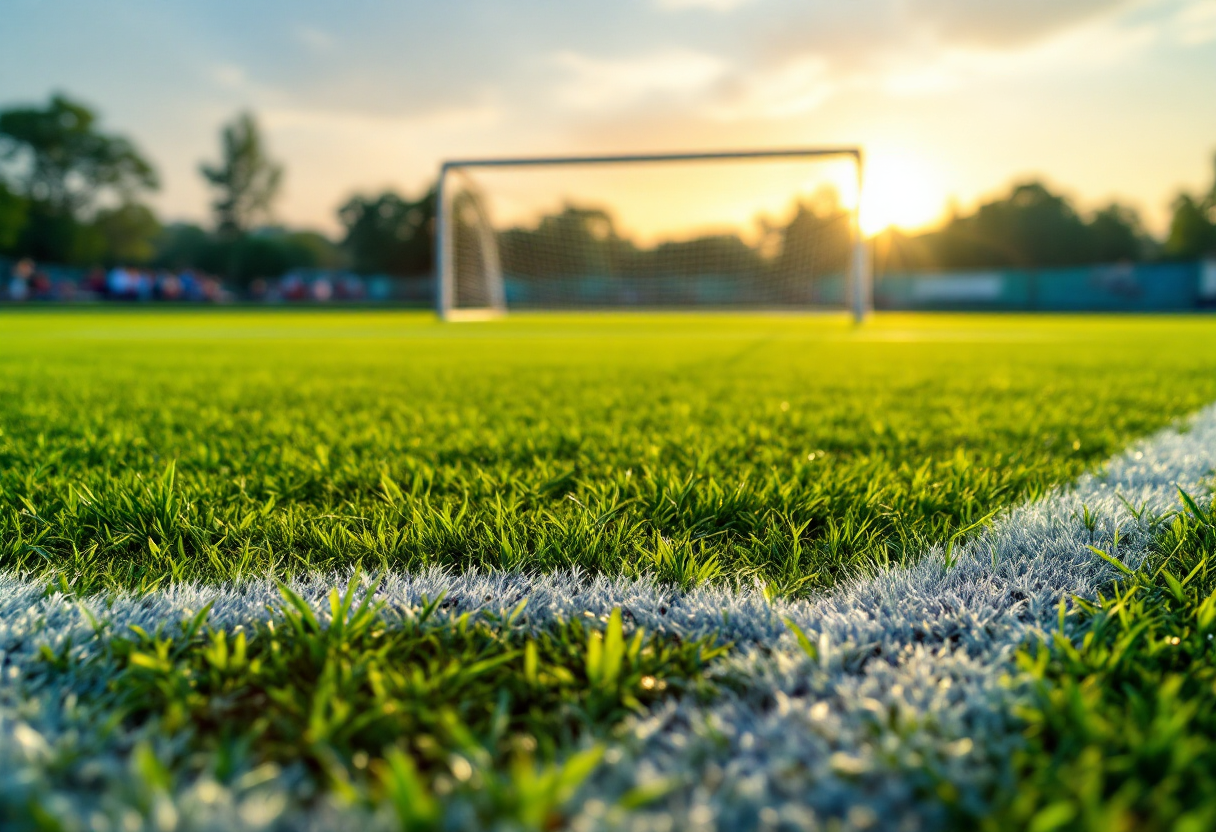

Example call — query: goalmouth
[436,148,871,322]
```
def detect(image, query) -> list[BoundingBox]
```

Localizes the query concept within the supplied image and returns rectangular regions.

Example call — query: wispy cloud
[551,49,728,110]
[1173,0,1216,44]
[294,26,335,53]
[878,1,1160,98]
[210,64,246,90]
[708,56,836,120]
[900,0,1132,48]
[261,101,501,134]
[655,0,756,12]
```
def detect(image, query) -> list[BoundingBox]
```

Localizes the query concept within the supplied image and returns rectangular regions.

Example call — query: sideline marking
[2,405,1214,828]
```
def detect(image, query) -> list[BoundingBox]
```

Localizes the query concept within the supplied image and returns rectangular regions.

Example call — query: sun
[859,153,944,237]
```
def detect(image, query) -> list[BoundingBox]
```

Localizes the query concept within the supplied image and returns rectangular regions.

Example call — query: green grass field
[3,311,1215,594]
[3,310,1216,830]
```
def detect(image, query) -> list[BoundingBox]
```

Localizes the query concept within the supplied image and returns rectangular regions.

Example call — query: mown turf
[3,311,1216,595]
[990,488,1216,832]
[28,578,725,829]
[5,310,1216,830]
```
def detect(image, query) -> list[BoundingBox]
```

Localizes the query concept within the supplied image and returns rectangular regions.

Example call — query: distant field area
[3,310,1215,594]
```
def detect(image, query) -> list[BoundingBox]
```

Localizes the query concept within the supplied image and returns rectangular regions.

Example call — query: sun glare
[859,153,944,237]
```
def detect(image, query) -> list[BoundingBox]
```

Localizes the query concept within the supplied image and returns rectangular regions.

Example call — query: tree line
[0,93,434,287]
[876,171,1216,274]
[485,196,851,283]
[1,92,1215,288]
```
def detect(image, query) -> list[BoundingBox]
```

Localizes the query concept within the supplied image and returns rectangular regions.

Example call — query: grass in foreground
[2,311,1216,595]
[27,576,725,829]
[985,489,1216,832]
[4,311,1216,829]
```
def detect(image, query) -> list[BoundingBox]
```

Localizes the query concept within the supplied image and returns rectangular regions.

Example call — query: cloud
[294,26,335,53]
[549,48,837,122]
[655,0,756,12]
[210,64,246,89]
[708,56,836,120]
[542,0,1150,128]
[902,0,1133,48]
[880,3,1160,97]
[741,0,1142,78]
[261,101,501,135]
[1174,0,1216,45]
[551,49,728,110]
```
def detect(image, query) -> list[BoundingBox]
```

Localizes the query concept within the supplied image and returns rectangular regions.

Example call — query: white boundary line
[1,404,1214,829]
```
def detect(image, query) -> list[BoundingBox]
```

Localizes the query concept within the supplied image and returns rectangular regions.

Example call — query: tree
[1164,195,1216,259]
[0,94,157,216]
[0,181,27,251]
[498,204,627,282]
[16,200,104,265]
[935,182,1092,267]
[1164,153,1216,259]
[153,223,212,270]
[338,189,435,275]
[1087,204,1148,262]
[886,181,1150,272]
[199,112,282,234]
[151,225,342,287]
[93,202,161,265]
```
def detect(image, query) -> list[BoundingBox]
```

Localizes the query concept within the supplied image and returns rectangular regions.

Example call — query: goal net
[437,149,869,320]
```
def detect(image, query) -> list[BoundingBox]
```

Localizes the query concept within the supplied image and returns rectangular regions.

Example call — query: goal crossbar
[436,147,870,321]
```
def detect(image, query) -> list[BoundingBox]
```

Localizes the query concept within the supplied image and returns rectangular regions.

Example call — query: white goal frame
[436,148,871,322]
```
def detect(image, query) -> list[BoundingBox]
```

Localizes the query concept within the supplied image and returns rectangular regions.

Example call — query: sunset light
[859,152,945,237]
[5,2,1216,828]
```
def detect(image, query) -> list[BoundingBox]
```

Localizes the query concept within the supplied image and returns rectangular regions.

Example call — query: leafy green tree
[93,202,161,265]
[0,94,157,216]
[877,181,1151,273]
[1163,195,1216,259]
[16,201,104,264]
[199,112,283,235]
[1087,203,1148,262]
[932,182,1092,267]
[499,204,617,281]
[0,181,28,251]
[285,230,345,270]
[153,226,341,287]
[220,230,342,285]
[768,193,852,280]
[1164,154,1216,259]
[338,189,435,275]
[152,223,212,271]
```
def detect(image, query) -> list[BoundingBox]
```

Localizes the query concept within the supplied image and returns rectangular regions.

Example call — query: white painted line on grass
[1,404,1214,830]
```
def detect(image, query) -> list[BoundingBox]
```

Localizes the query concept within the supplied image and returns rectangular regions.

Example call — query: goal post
[436,148,871,321]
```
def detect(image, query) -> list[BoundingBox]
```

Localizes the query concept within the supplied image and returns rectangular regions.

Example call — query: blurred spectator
[179,269,201,301]
[311,277,333,302]
[8,258,33,301]
[335,274,365,300]
[2,259,400,305]
[30,268,53,300]
[84,267,106,297]
[280,273,307,301]
[156,270,182,301]
[135,270,154,302]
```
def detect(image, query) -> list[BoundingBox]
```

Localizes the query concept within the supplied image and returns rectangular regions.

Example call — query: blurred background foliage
[1,92,1215,289]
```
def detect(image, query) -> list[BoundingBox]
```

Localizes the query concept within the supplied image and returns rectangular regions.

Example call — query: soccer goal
[436,148,870,321]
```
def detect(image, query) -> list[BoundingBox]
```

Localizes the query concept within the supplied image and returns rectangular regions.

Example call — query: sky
[3,0,1216,238]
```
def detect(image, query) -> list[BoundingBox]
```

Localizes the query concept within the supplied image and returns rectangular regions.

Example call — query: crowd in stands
[5,258,229,303]
[98,265,227,302]
[2,258,415,304]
